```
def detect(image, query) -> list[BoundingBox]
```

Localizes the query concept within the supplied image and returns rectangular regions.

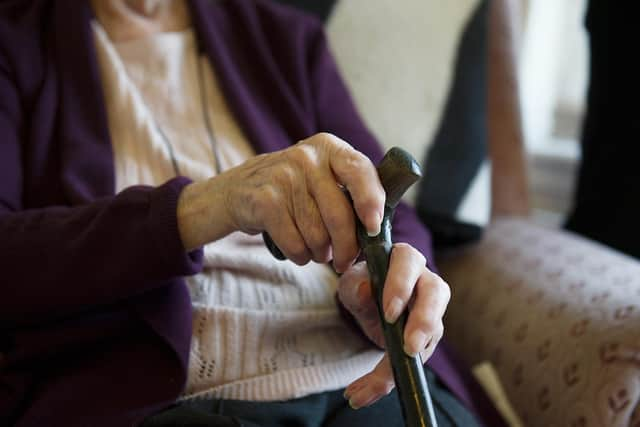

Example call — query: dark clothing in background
[416,0,488,249]
[565,0,639,258]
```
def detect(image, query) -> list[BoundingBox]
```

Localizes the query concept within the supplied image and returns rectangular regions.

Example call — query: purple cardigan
[0,0,504,425]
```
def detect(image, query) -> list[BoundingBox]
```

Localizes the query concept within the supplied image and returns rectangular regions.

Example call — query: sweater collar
[52,0,285,204]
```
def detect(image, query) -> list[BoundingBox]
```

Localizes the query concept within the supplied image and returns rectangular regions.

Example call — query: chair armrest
[438,217,640,426]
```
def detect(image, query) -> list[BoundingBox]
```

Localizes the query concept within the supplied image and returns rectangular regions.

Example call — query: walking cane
[264,147,438,427]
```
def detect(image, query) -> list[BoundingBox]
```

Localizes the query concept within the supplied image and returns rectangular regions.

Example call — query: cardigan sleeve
[305,23,436,270]
[0,57,203,328]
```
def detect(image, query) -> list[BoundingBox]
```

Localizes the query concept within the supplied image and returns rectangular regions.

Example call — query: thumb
[337,261,370,312]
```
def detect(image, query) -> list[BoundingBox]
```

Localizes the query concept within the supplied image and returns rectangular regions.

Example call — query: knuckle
[426,272,451,302]
[264,164,296,196]
[395,243,426,265]
[311,253,330,264]
[343,150,371,174]
[419,316,438,335]
[372,380,393,396]
[423,268,443,287]
[392,242,413,258]
[251,186,279,214]
[309,240,331,263]
[316,131,337,142]
[287,143,316,166]
[289,254,310,266]
[310,132,342,150]
[287,241,310,265]
[440,278,452,303]
[277,163,299,184]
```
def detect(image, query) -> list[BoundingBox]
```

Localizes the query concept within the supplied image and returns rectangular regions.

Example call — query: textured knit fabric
[0,1,504,425]
[93,23,384,401]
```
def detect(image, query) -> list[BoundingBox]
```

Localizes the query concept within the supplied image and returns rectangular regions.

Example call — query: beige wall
[326,0,489,224]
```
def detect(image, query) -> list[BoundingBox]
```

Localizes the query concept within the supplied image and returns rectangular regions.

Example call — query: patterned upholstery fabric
[439,218,640,426]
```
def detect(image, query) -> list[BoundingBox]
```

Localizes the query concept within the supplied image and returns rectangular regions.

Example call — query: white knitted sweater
[92,23,383,402]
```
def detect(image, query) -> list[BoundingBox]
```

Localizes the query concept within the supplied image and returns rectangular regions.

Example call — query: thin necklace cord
[136,44,222,177]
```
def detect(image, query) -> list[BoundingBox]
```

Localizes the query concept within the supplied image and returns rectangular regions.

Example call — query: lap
[142,368,482,427]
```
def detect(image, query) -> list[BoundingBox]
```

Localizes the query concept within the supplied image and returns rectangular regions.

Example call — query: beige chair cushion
[439,218,640,426]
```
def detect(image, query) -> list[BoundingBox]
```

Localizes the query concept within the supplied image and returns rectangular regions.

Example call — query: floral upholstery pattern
[439,217,640,426]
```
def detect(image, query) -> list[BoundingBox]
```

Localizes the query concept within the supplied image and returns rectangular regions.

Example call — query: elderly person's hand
[338,246,450,409]
[177,132,449,409]
[177,132,384,272]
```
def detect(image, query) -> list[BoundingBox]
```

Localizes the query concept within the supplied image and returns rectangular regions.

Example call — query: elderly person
[0,0,505,426]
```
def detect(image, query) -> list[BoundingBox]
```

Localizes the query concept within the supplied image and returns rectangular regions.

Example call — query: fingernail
[366,224,380,237]
[349,398,361,410]
[350,391,382,410]
[332,260,342,274]
[344,382,364,401]
[384,297,403,323]
[404,330,428,357]
[366,212,382,237]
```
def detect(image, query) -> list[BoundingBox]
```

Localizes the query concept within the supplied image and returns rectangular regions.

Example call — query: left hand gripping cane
[264,147,438,427]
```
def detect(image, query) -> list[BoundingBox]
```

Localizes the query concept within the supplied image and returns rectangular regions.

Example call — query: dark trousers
[142,368,482,427]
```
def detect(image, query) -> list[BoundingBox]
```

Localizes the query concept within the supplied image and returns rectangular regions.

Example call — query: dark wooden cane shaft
[357,209,437,427]
[354,147,436,426]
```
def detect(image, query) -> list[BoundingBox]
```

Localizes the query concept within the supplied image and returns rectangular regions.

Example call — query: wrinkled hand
[337,244,450,409]
[178,133,385,265]
[222,133,385,272]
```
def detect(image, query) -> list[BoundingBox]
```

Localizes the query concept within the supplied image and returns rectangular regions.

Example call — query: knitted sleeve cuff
[148,176,204,276]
